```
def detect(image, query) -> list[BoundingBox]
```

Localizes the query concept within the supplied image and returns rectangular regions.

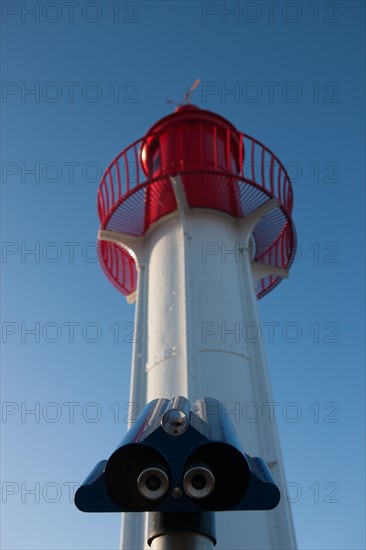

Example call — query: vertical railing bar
[242,135,246,178]
[108,170,115,205]
[283,174,288,212]
[159,133,164,176]
[290,183,293,212]
[281,169,286,207]
[102,179,109,217]
[251,139,255,182]
[97,193,101,220]
[238,133,244,176]
[270,155,275,195]
[97,188,105,221]
[277,165,282,206]
[133,144,140,187]
[116,160,122,200]
[124,153,130,194]
[152,133,163,176]
[226,128,231,172]
[282,169,287,208]
[288,178,292,212]
[100,181,105,216]
[261,146,265,189]
[275,239,278,267]
[213,125,218,171]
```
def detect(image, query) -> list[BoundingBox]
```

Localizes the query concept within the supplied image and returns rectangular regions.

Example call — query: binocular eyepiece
[137,463,215,501]
[137,467,170,500]
[75,396,280,513]
[183,464,215,499]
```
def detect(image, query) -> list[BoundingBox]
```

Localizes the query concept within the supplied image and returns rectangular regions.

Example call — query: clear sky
[1,1,365,549]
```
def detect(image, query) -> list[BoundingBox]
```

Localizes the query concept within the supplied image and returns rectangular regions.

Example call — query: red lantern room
[97,105,296,300]
[140,105,240,218]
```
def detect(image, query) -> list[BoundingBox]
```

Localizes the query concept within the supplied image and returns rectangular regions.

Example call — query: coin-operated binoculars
[75,396,280,548]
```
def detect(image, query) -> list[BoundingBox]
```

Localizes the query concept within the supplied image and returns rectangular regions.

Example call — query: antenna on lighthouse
[166,78,200,106]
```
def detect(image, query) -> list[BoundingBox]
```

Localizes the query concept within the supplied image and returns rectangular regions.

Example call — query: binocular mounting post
[147,511,216,549]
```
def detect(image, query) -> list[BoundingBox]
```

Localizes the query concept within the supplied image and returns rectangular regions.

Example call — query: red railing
[97,127,293,227]
[97,123,296,299]
[98,240,136,296]
[98,138,147,225]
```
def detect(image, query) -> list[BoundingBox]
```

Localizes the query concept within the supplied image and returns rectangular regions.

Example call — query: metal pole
[150,534,213,549]
[147,512,216,550]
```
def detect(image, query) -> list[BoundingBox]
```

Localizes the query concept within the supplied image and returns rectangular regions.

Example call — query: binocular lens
[183,465,215,499]
[137,467,169,500]
[146,475,161,491]
[191,474,207,490]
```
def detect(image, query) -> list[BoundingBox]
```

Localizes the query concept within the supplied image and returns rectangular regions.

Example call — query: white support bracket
[98,229,143,304]
[98,228,141,248]
[98,228,142,264]
[238,197,280,243]
[170,175,189,218]
[251,262,289,285]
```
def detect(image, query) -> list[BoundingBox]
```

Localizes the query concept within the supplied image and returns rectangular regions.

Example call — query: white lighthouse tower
[97,103,297,549]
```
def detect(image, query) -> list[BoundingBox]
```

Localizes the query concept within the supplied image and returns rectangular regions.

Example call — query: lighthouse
[97,104,297,549]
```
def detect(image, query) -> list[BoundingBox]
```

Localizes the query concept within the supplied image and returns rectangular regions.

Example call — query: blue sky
[1,1,365,549]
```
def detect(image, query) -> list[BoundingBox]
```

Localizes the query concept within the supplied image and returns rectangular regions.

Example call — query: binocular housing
[75,396,280,513]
